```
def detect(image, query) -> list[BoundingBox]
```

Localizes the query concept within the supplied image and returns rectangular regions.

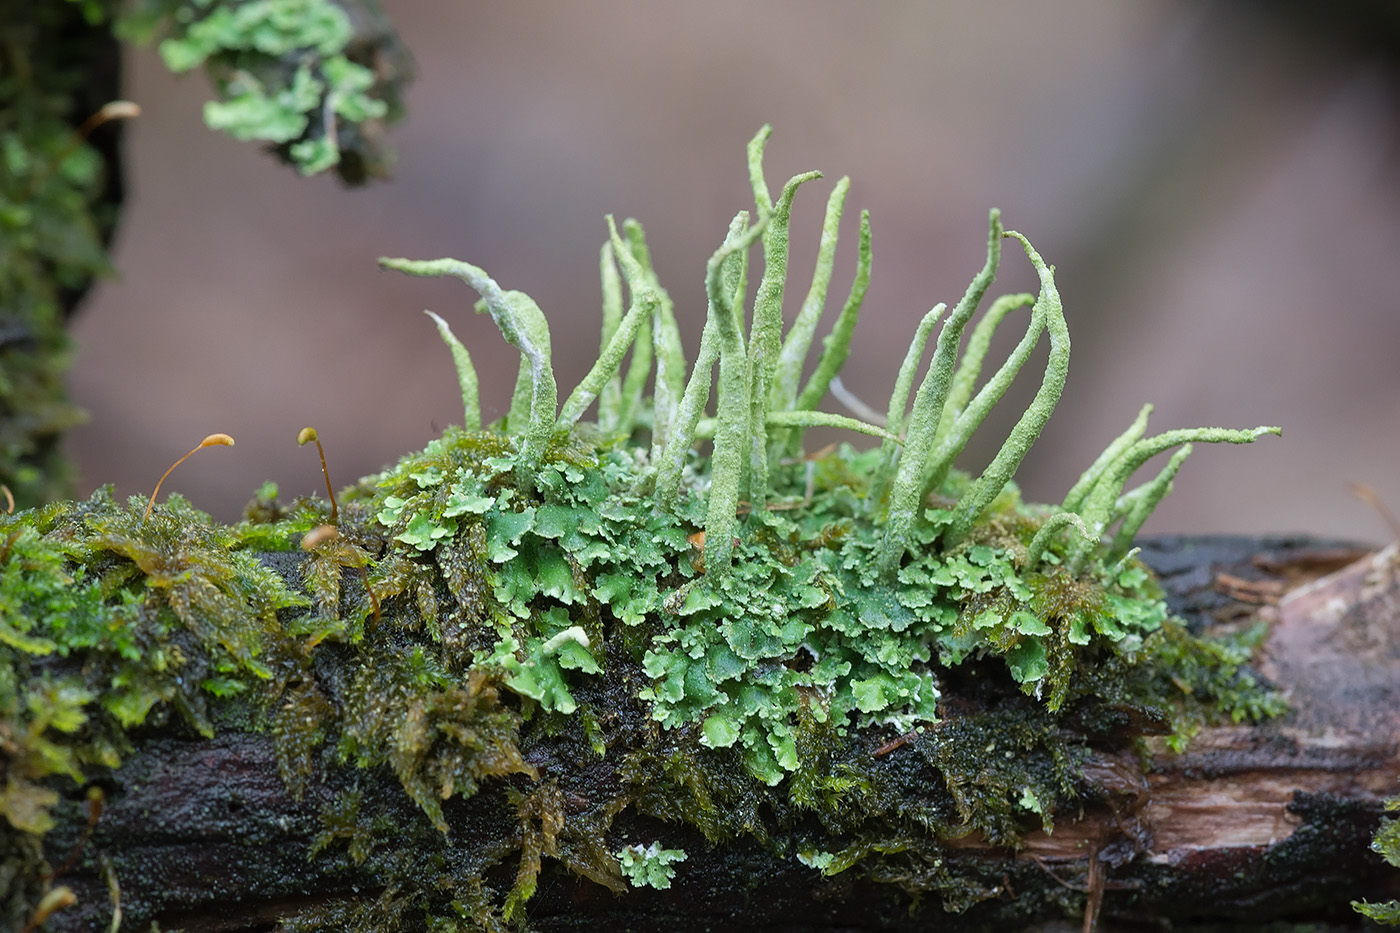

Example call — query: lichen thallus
[380,124,1278,581]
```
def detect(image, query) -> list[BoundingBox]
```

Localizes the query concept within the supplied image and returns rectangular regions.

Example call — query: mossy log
[28,534,1397,932]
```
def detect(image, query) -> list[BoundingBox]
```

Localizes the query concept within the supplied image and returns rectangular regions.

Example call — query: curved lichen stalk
[921,291,1038,491]
[788,207,871,419]
[555,217,658,431]
[877,210,1006,570]
[423,310,481,432]
[1109,443,1193,558]
[595,241,626,435]
[771,177,853,413]
[620,218,687,463]
[938,230,1071,550]
[701,211,770,576]
[653,214,750,515]
[744,126,822,510]
[867,304,945,510]
[379,257,557,486]
[931,291,1035,450]
[1066,423,1281,572]
[1061,403,1153,514]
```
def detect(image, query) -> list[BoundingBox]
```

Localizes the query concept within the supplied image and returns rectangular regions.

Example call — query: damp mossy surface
[2,128,1286,930]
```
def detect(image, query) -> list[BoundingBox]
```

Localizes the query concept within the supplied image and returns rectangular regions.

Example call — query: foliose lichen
[3,127,1287,930]
[118,0,411,182]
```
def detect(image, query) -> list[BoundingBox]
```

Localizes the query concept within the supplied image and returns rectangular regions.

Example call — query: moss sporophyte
[4,128,1285,928]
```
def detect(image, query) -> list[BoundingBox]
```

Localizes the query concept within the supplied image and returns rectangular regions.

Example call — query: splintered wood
[1016,543,1398,864]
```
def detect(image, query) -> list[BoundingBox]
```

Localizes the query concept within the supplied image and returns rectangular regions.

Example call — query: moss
[0,2,120,508]
[2,130,1294,930]
[1354,787,1400,924]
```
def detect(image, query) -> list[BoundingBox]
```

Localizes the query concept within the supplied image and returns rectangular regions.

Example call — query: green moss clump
[1354,788,1400,924]
[0,2,119,508]
[2,129,1288,930]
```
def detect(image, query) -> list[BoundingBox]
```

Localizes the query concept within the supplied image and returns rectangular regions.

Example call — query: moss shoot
[2,128,1284,931]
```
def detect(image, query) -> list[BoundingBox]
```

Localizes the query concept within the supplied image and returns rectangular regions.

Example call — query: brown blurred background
[69,0,1400,541]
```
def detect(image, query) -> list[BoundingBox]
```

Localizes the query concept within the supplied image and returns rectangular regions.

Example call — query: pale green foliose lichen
[117,0,406,180]
[616,842,688,890]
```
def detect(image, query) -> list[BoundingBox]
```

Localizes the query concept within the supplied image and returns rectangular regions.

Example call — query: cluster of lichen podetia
[2,128,1286,930]
[374,123,1278,759]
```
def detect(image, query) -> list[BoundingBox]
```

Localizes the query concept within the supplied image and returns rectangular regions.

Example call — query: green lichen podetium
[2,128,1288,929]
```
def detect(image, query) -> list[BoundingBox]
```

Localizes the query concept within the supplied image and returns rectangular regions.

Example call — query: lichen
[2,128,1289,931]
[117,0,409,182]
[616,841,688,890]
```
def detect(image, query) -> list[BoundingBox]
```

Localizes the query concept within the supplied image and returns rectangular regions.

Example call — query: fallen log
[24,534,1396,932]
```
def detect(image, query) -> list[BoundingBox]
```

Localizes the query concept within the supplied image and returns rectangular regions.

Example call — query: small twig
[1030,855,1086,892]
[1082,848,1104,933]
[1349,481,1400,541]
[1214,571,1287,605]
[872,729,919,757]
[828,376,887,427]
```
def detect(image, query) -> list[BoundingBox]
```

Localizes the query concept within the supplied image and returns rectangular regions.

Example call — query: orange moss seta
[143,433,235,520]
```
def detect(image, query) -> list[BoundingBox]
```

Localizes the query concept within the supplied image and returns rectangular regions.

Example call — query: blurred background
[69,0,1400,542]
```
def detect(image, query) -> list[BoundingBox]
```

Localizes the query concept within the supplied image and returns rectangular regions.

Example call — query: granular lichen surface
[0,128,1285,931]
